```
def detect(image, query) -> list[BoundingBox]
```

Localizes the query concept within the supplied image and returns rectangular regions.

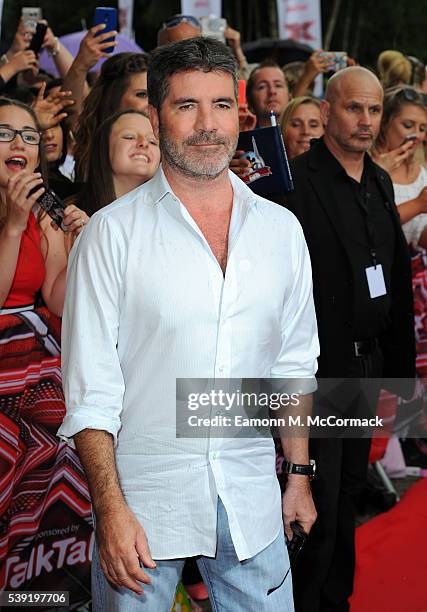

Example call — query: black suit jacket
[284,139,415,385]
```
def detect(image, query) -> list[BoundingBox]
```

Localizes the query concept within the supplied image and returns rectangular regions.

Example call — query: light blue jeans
[92,498,294,611]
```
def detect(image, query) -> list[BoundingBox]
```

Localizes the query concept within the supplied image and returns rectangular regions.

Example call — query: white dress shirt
[58,166,319,561]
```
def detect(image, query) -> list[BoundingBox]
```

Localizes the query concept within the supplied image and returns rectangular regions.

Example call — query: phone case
[37,189,67,231]
[29,22,48,54]
[93,7,117,54]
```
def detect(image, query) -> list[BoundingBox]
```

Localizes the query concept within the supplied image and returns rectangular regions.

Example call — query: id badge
[365,264,387,298]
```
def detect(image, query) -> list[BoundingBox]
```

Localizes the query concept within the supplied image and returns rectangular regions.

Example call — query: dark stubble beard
[159,124,238,180]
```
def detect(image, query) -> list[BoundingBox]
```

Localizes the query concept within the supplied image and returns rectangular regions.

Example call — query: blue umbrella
[39,31,144,77]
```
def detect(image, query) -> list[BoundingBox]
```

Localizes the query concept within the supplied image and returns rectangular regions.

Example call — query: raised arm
[62,25,118,126]
[41,21,75,78]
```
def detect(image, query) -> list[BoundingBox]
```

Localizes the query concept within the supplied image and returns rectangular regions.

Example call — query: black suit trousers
[292,347,383,612]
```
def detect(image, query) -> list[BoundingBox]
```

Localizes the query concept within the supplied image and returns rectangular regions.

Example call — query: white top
[58,166,319,561]
[394,165,427,247]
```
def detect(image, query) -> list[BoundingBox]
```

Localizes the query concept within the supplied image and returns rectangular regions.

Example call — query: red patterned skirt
[0,307,92,605]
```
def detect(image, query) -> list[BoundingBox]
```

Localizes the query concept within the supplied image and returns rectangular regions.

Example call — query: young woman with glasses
[0,97,89,587]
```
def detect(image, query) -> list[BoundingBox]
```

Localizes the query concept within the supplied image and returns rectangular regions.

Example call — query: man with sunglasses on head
[59,37,319,611]
[157,14,250,79]
[284,66,416,612]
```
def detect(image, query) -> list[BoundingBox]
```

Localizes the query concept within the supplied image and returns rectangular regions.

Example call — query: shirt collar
[149,163,259,210]
[315,137,375,182]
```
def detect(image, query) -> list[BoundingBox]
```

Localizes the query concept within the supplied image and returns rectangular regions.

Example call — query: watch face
[310,459,316,476]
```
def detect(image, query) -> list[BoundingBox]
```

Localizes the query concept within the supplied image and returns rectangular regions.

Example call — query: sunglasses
[390,87,424,104]
[162,14,201,30]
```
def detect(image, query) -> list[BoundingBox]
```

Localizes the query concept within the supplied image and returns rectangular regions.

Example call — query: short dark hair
[246,60,287,113]
[148,37,237,111]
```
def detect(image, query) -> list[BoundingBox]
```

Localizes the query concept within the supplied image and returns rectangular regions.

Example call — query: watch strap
[284,460,316,477]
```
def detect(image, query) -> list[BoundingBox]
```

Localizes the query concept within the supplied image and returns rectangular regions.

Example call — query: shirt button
[211,452,217,460]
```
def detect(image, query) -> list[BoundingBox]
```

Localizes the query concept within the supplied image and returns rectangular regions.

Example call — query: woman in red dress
[0,98,91,599]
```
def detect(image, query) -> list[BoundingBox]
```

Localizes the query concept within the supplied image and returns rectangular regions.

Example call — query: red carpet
[350,479,427,612]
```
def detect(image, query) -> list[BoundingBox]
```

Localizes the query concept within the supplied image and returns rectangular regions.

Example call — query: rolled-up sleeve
[57,213,126,448]
[270,219,319,394]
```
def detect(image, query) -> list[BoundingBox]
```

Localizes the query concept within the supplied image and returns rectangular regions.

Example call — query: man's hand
[96,504,156,595]
[282,476,317,540]
[74,24,118,72]
[32,82,74,130]
[371,140,415,174]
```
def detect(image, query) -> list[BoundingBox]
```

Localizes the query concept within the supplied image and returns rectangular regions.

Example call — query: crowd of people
[0,10,426,612]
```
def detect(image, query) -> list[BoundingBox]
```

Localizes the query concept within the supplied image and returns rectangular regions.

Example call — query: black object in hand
[36,187,67,231]
[286,521,307,564]
[29,22,48,55]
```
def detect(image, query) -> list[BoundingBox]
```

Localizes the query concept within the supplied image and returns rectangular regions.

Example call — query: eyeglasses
[0,126,41,145]
[162,14,201,30]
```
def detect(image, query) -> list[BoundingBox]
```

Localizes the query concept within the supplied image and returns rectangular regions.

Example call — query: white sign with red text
[276,0,323,94]
[276,0,322,49]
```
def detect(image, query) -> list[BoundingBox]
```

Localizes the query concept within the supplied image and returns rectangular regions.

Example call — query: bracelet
[49,37,60,57]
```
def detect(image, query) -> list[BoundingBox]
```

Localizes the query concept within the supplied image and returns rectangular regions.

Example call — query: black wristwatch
[283,459,316,480]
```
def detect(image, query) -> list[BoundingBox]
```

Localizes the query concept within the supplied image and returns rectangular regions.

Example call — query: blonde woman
[281,96,324,159]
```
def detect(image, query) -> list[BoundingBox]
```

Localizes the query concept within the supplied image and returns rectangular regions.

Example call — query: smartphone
[199,16,226,43]
[22,7,42,32]
[29,22,48,55]
[37,188,67,231]
[94,7,117,54]
[319,51,348,72]
[285,521,307,564]
[238,80,247,107]
[403,133,417,143]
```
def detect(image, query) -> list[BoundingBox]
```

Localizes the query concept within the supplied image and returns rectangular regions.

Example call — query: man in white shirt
[58,37,319,611]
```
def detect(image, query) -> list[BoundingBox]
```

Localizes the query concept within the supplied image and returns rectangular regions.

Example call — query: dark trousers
[292,347,383,612]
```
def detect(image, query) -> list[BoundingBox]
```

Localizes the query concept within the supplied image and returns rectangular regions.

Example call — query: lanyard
[353,174,378,268]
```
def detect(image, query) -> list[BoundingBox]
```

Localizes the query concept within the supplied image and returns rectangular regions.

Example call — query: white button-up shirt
[58,166,319,561]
